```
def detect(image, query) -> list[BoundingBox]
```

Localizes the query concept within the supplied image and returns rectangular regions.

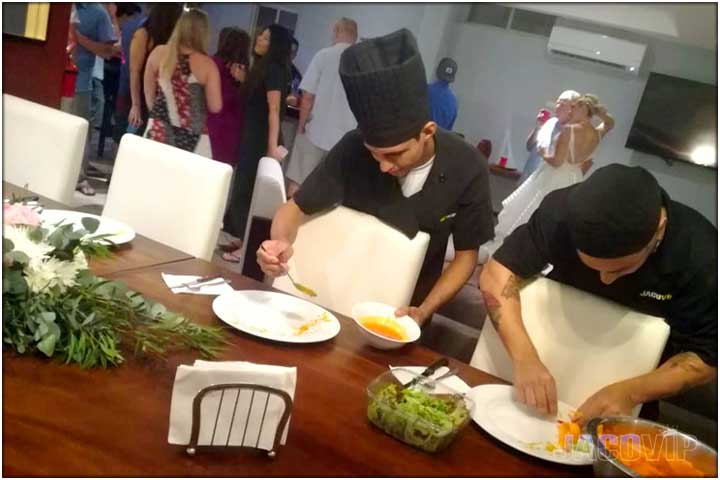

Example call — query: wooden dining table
[2,184,593,477]
[2,181,194,276]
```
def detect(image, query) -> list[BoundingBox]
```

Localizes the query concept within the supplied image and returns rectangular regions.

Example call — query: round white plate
[40,209,135,245]
[467,384,593,465]
[212,290,341,343]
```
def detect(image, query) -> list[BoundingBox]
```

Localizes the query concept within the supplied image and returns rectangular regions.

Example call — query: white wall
[290,3,427,74]
[203,3,257,53]
[449,22,717,225]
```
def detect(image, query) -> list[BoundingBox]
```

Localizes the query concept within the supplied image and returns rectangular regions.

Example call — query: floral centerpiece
[2,202,225,368]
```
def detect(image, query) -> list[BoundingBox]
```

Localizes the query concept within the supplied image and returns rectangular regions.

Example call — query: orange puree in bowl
[600,425,708,477]
[360,316,407,341]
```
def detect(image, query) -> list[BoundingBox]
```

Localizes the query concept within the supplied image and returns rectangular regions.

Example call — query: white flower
[25,256,80,294]
[3,225,52,267]
[73,249,88,271]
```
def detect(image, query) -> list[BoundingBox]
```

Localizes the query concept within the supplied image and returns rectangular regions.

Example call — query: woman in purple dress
[207,27,251,165]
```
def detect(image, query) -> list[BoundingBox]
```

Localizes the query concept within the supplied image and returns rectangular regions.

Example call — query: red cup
[537,108,551,124]
[499,156,508,168]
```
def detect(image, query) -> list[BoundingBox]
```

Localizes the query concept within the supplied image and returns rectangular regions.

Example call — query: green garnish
[367,383,470,453]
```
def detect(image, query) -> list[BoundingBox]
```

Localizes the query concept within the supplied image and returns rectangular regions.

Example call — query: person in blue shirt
[71,3,116,196]
[114,3,145,140]
[427,57,458,131]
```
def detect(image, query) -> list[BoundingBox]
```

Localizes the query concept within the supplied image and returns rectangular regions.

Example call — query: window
[467,4,512,28]
[466,4,557,38]
[254,5,298,37]
[510,9,556,37]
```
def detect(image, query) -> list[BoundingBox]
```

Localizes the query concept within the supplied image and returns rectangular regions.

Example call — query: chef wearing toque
[480,164,717,424]
[258,28,493,328]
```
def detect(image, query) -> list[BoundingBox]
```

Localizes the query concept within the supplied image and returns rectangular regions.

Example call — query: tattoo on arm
[500,274,524,300]
[664,352,716,394]
[481,275,526,332]
[481,290,502,331]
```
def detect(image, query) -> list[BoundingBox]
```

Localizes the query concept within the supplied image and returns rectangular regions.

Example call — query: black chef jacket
[494,185,718,367]
[293,128,494,306]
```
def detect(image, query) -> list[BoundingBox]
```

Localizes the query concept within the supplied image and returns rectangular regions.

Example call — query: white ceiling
[506,3,717,50]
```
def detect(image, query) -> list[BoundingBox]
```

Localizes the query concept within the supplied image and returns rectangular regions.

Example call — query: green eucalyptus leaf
[27,227,45,243]
[4,269,28,294]
[37,333,58,356]
[81,217,100,234]
[6,251,30,265]
[3,238,14,253]
[81,311,96,327]
[76,269,95,286]
[149,302,167,317]
[66,229,85,240]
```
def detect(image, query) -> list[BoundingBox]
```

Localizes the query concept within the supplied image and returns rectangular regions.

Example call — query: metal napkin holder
[185,383,293,458]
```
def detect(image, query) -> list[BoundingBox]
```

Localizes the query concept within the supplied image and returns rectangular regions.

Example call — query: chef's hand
[572,382,636,427]
[257,240,293,277]
[394,305,431,326]
[513,357,558,416]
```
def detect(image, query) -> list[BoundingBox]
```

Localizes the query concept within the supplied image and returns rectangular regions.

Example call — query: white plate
[467,384,594,465]
[212,290,341,343]
[40,209,135,245]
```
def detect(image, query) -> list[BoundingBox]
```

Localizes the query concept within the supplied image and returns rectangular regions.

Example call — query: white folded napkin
[389,365,472,395]
[168,360,297,450]
[161,273,234,295]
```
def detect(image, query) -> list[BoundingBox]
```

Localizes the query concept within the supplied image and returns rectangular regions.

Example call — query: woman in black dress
[222,24,292,262]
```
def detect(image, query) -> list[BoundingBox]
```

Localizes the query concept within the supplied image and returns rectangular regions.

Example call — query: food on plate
[557,420,582,450]
[600,425,707,477]
[360,316,407,341]
[367,382,470,452]
[292,312,330,336]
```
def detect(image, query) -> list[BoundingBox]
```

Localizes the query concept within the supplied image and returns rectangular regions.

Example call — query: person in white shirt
[285,18,358,198]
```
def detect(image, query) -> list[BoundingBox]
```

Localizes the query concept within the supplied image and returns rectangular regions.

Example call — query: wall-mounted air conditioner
[548,25,646,75]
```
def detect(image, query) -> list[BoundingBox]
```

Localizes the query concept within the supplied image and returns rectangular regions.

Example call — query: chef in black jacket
[480,164,717,424]
[257,28,493,327]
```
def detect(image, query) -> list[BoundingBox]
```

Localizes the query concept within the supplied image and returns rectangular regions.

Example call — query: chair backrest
[470,277,670,413]
[103,134,232,261]
[3,94,88,204]
[272,206,430,317]
[237,157,286,268]
[188,383,293,456]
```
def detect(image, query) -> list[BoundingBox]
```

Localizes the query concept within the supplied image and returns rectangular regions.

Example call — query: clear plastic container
[366,368,474,453]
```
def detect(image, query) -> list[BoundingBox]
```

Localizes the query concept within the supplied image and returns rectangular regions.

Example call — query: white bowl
[351,302,421,350]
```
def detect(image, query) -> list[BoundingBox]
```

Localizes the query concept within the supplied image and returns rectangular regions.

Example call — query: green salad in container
[366,370,472,453]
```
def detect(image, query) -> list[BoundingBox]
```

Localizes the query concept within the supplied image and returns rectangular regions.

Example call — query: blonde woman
[143,9,221,155]
[488,94,615,253]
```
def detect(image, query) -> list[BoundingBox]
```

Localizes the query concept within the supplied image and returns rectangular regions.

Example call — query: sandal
[221,248,243,263]
[218,240,242,252]
[76,180,96,196]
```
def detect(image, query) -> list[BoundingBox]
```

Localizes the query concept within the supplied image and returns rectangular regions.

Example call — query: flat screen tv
[626,72,717,169]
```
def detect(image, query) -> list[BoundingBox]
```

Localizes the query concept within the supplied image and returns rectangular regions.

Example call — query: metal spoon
[260,245,317,297]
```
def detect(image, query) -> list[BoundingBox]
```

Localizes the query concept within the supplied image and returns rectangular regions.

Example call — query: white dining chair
[235,157,286,268]
[272,206,431,318]
[469,277,670,415]
[3,94,88,204]
[103,134,233,261]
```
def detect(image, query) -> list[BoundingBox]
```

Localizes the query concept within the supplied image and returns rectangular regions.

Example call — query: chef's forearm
[270,200,304,245]
[624,352,716,405]
[479,258,539,363]
[419,249,477,317]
